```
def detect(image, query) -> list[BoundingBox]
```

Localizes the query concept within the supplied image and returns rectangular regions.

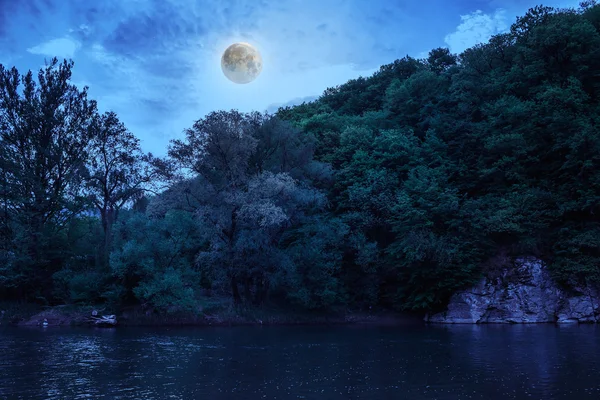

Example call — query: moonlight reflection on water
[0,325,599,399]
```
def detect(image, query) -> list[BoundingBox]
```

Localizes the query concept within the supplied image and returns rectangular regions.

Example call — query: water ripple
[0,325,599,399]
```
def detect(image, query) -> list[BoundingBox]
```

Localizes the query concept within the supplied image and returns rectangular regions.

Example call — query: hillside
[275,3,600,309]
[1,3,599,321]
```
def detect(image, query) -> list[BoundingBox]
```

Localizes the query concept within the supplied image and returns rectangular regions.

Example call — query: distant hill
[266,95,319,114]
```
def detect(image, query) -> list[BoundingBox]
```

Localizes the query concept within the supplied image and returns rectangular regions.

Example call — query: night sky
[0,0,582,155]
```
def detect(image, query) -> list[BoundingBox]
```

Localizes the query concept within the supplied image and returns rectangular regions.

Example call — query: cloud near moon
[221,42,262,84]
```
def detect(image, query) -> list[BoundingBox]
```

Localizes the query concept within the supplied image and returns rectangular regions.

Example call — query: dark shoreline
[0,303,425,328]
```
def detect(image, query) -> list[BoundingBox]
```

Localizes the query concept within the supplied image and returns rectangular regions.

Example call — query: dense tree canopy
[1,3,599,314]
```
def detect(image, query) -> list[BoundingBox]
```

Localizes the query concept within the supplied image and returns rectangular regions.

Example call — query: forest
[1,3,599,318]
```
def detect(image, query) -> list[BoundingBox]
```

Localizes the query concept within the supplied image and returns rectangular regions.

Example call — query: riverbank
[0,301,424,327]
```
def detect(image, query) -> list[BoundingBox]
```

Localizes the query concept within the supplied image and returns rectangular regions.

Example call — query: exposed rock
[426,257,600,324]
[89,313,117,326]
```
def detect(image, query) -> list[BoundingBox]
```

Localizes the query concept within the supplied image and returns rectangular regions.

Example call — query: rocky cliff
[425,258,600,324]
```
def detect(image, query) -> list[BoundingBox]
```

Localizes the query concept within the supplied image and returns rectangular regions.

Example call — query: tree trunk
[254,276,268,305]
[100,208,109,268]
[231,275,241,304]
[0,168,9,252]
[244,277,252,303]
[100,206,116,269]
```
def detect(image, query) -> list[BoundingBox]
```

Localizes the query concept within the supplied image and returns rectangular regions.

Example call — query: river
[0,324,599,399]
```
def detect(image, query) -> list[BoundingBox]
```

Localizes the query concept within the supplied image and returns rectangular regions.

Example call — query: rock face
[426,258,600,324]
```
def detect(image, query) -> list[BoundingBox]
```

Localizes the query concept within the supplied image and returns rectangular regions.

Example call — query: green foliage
[169,110,329,306]
[132,267,196,312]
[282,216,348,309]
[109,210,202,312]
[0,58,97,301]
[277,2,600,310]
[2,3,600,315]
[427,47,458,74]
[51,216,106,304]
[84,111,160,269]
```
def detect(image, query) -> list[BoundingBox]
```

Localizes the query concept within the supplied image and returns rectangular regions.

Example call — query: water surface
[1,324,599,399]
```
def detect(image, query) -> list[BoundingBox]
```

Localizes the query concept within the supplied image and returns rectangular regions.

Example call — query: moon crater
[221,42,262,84]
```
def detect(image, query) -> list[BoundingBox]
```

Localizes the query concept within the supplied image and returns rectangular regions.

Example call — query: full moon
[221,42,262,84]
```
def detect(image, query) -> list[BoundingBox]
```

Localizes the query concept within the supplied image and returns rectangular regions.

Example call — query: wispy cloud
[27,37,82,59]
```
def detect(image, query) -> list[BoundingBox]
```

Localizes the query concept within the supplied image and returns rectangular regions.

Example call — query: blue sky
[0,0,583,155]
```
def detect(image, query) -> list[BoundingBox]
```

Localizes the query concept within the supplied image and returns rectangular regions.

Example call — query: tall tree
[426,47,458,74]
[0,58,96,299]
[168,110,325,304]
[84,111,164,267]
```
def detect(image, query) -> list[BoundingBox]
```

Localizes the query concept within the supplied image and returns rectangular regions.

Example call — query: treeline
[1,3,599,313]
